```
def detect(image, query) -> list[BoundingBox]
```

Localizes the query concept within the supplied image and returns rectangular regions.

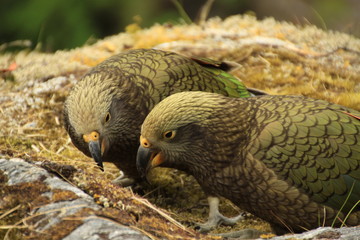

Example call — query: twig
[130,225,159,240]
[197,0,215,25]
[0,205,21,220]
[130,191,191,233]
[2,204,87,239]
[271,210,294,233]
[331,180,356,227]
[341,200,360,227]
[171,0,192,24]
[0,40,32,51]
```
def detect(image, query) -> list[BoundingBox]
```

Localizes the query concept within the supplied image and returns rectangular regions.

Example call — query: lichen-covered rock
[63,218,150,240]
[0,158,149,240]
[264,226,360,240]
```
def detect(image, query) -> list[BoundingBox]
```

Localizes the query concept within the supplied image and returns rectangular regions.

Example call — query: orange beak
[136,135,164,177]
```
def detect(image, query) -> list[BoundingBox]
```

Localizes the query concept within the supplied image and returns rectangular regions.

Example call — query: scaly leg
[197,196,244,232]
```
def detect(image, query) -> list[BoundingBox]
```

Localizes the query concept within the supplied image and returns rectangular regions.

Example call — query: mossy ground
[1,15,359,239]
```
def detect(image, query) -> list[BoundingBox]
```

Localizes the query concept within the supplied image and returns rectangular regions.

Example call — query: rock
[0,158,150,240]
[63,217,149,240]
[264,226,360,240]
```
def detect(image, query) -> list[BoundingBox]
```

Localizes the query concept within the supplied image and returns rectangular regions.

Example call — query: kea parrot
[137,91,360,235]
[64,48,261,186]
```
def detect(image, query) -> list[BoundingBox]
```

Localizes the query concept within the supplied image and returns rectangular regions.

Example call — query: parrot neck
[186,99,262,196]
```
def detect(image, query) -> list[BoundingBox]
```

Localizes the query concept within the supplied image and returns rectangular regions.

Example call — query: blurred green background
[1,0,359,52]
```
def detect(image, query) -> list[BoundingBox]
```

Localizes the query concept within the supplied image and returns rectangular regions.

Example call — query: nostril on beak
[140,135,151,148]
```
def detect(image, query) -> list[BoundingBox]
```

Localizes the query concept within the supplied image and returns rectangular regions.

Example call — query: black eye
[163,130,176,139]
[105,112,111,123]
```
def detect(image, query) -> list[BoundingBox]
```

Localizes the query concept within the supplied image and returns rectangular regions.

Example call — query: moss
[0,180,51,239]
[52,189,79,202]
[39,161,77,180]
[25,208,93,240]
[0,137,34,155]
[0,170,8,183]
[69,170,217,239]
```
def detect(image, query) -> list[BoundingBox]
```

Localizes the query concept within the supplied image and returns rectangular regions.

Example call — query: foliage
[1,0,359,52]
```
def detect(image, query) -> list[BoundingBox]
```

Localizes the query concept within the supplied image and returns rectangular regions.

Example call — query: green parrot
[64,48,261,186]
[137,91,360,235]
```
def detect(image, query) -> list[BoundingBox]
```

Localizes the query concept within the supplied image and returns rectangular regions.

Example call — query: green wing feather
[250,96,360,213]
[203,66,251,98]
[191,56,251,98]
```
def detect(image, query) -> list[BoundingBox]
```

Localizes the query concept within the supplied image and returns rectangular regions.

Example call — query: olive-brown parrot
[64,49,259,185]
[137,91,360,234]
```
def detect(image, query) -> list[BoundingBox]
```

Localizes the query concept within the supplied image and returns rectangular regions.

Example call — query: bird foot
[196,212,244,233]
[195,196,244,233]
[111,175,136,187]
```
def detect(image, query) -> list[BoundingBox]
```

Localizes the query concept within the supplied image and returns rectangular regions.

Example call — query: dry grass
[1,14,360,239]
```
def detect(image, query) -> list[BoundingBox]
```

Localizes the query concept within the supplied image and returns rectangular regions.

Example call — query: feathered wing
[191,56,251,98]
[85,49,253,103]
[119,49,252,100]
[248,96,360,214]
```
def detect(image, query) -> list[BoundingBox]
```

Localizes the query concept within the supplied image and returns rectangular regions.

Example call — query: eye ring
[163,130,176,139]
[104,112,111,123]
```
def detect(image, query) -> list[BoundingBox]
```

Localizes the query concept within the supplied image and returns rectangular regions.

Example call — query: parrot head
[136,91,232,178]
[64,73,145,171]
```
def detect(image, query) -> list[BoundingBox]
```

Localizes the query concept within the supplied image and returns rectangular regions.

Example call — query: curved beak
[88,140,104,171]
[84,131,106,171]
[136,143,164,179]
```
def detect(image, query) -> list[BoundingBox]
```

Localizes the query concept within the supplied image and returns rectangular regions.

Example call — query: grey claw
[111,172,136,187]
[196,212,244,233]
